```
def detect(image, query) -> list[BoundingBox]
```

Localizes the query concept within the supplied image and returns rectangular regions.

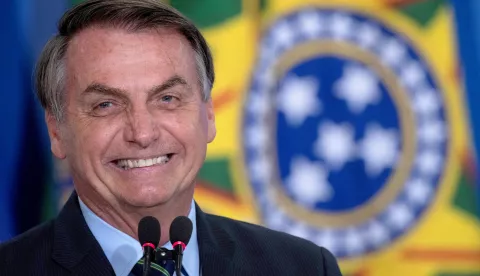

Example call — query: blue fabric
[0,0,67,242]
[0,0,23,242]
[79,197,199,276]
[451,0,480,214]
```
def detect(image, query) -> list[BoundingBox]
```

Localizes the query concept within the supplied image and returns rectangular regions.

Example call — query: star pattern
[380,37,407,67]
[314,121,356,170]
[277,74,322,127]
[405,179,433,206]
[356,22,381,49]
[334,63,382,114]
[358,124,400,177]
[298,11,324,38]
[330,13,354,39]
[286,157,334,207]
[243,10,448,260]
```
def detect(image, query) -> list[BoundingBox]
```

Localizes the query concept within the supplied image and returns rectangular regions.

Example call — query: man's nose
[125,107,159,148]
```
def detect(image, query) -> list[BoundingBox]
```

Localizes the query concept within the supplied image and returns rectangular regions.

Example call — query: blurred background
[1,0,479,275]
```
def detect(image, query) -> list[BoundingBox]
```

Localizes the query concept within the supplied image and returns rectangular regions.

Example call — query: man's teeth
[117,155,170,169]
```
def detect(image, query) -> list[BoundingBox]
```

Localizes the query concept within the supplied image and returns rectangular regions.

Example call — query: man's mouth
[114,154,173,170]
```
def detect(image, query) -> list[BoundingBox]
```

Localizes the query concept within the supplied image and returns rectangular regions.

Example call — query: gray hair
[35,0,215,121]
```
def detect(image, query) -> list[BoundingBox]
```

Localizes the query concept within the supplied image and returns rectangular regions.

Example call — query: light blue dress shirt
[79,197,199,276]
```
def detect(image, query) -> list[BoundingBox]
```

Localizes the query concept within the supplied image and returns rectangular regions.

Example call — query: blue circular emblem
[242,8,449,259]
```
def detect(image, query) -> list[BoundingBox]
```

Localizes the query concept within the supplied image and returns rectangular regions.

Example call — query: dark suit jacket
[0,192,343,275]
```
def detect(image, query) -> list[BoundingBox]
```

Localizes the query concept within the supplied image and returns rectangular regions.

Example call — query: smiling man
[0,1,342,275]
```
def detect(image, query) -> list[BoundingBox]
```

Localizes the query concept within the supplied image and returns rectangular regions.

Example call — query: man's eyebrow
[81,75,190,99]
[82,83,128,98]
[148,75,190,96]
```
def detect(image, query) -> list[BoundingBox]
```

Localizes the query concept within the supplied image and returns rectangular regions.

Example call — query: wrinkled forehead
[64,25,199,91]
[66,25,194,63]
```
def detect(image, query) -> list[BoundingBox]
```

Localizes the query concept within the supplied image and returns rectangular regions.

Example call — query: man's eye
[161,95,174,102]
[97,102,113,109]
[90,101,121,117]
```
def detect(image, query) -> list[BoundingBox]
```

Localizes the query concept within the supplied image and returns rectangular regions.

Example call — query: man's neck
[76,188,194,246]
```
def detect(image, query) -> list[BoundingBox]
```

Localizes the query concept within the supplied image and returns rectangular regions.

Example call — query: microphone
[169,216,193,276]
[138,216,161,276]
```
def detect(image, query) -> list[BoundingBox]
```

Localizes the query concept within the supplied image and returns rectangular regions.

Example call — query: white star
[256,189,269,207]
[314,121,355,170]
[418,120,447,145]
[246,92,270,117]
[298,12,325,38]
[259,42,276,64]
[257,67,275,89]
[344,229,365,254]
[315,230,339,254]
[286,157,333,207]
[386,203,414,230]
[249,153,272,183]
[405,178,433,206]
[266,209,287,229]
[261,186,278,208]
[288,223,310,239]
[416,150,443,176]
[365,220,390,246]
[245,124,268,149]
[358,124,400,177]
[356,22,381,49]
[272,21,295,48]
[380,37,407,68]
[277,74,321,127]
[413,88,442,118]
[334,63,381,114]
[329,13,354,40]
[400,61,426,89]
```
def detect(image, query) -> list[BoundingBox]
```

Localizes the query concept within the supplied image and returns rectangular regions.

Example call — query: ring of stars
[242,8,449,259]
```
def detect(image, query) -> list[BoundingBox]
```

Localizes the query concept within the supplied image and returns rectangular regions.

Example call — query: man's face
[48,26,216,208]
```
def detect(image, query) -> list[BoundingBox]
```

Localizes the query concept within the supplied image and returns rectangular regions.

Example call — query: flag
[166,0,264,223]
[0,0,25,241]
[0,0,65,241]
[49,1,480,275]
[452,0,480,219]
[170,0,480,275]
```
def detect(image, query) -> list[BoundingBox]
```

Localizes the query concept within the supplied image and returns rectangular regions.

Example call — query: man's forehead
[67,25,190,56]
[63,25,200,94]
[64,25,196,80]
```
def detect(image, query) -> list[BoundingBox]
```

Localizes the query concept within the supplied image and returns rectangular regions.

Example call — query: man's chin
[116,190,173,209]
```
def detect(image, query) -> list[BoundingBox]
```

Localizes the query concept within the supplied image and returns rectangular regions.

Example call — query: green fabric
[396,0,446,27]
[70,0,243,29]
[260,0,267,12]
[452,172,479,220]
[169,0,242,28]
[198,158,235,193]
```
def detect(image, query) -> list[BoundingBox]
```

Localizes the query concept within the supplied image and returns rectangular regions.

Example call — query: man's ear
[206,99,216,143]
[45,112,67,159]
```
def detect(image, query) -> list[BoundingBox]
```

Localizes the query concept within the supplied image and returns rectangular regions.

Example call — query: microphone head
[138,216,161,247]
[169,216,193,245]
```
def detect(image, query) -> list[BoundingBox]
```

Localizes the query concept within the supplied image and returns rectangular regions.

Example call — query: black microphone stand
[155,247,181,275]
[155,247,175,262]
[172,243,184,276]
[142,245,155,276]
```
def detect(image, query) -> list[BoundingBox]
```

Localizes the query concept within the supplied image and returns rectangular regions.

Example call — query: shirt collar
[79,197,199,276]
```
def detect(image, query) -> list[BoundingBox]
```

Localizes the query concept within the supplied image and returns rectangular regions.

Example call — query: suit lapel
[52,192,114,276]
[195,203,254,276]
[52,194,254,275]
